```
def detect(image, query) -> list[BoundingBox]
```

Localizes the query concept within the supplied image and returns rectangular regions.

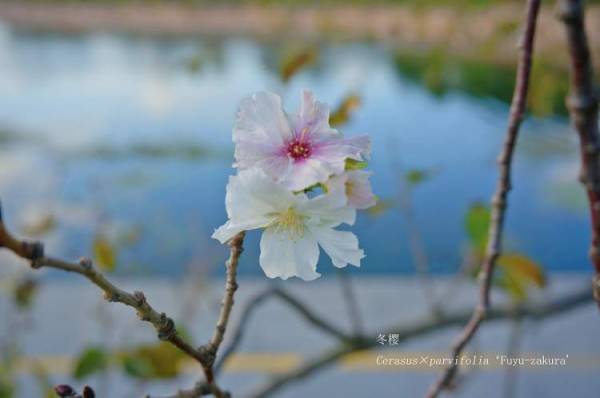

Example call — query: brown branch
[199,231,245,388]
[557,0,600,307]
[214,286,354,375]
[0,200,242,398]
[426,0,541,396]
[248,285,592,398]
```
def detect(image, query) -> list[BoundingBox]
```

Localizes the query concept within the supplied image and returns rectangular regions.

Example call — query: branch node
[79,257,93,270]
[133,290,147,306]
[157,313,176,341]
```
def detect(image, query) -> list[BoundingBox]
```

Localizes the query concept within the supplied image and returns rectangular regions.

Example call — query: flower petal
[233,91,292,172]
[224,169,296,223]
[259,227,321,281]
[284,158,337,191]
[311,226,364,268]
[327,170,376,210]
[313,135,371,164]
[298,178,356,226]
[291,90,338,141]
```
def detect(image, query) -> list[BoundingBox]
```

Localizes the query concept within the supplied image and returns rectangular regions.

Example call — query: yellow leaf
[120,342,184,379]
[330,94,361,126]
[498,253,546,288]
[280,48,318,82]
[93,234,116,272]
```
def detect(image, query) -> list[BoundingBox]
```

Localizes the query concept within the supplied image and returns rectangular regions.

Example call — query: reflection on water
[0,24,590,277]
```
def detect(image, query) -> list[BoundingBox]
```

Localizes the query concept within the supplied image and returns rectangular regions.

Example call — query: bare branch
[199,231,245,387]
[214,286,354,375]
[0,200,240,398]
[557,0,600,307]
[427,0,541,396]
[249,286,592,398]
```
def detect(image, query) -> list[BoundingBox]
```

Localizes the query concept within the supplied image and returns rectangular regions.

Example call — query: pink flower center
[287,139,311,160]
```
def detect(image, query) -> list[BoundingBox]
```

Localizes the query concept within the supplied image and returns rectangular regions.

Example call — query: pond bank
[0,2,599,71]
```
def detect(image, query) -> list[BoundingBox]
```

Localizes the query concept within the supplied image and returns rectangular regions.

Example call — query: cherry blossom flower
[212,169,364,280]
[233,90,370,191]
[326,170,377,210]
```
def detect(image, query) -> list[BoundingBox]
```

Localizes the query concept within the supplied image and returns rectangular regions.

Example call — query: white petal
[311,226,364,268]
[313,135,371,163]
[234,91,293,146]
[259,227,320,281]
[225,169,296,223]
[285,158,337,191]
[327,170,376,210]
[291,90,338,140]
[212,218,270,244]
[298,178,356,226]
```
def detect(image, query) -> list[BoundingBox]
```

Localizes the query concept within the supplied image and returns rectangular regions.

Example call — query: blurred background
[0,1,599,397]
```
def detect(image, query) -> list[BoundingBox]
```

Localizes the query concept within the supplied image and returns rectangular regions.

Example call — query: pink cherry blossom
[233,90,370,191]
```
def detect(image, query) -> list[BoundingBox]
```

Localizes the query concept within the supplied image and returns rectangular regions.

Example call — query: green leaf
[329,94,361,126]
[404,169,429,186]
[72,347,109,380]
[122,356,154,379]
[279,48,318,82]
[93,233,117,272]
[465,203,490,252]
[345,158,368,171]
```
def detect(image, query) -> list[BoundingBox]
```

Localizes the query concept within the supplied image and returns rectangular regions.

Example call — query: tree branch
[214,286,354,375]
[557,0,600,307]
[0,200,242,398]
[248,286,592,398]
[427,0,541,396]
[200,231,245,388]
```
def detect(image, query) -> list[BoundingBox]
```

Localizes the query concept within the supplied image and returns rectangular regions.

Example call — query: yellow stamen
[275,207,305,241]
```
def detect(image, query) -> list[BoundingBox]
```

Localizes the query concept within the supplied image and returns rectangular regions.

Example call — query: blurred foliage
[279,48,318,82]
[464,203,546,301]
[21,214,56,237]
[79,142,212,161]
[465,203,490,253]
[93,233,117,272]
[72,347,109,380]
[404,168,433,187]
[119,342,186,379]
[344,158,368,171]
[394,49,568,116]
[13,278,38,310]
[26,0,600,8]
[330,94,361,127]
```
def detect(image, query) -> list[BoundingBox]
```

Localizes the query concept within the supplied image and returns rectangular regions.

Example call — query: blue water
[0,25,591,277]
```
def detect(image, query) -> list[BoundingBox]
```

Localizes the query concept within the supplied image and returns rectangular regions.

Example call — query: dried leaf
[498,253,546,288]
[366,198,394,217]
[280,48,317,82]
[330,94,361,126]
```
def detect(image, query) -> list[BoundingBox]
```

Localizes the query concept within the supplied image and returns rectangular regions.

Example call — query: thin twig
[0,201,241,398]
[215,286,354,374]
[336,268,364,335]
[200,231,245,388]
[427,0,541,396]
[557,0,600,307]
[248,285,592,398]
